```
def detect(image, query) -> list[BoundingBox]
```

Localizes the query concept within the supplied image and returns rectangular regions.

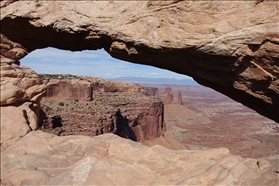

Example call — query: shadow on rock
[115,109,137,141]
[51,116,62,128]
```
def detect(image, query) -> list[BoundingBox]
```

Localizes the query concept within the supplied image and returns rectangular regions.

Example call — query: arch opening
[19,47,279,159]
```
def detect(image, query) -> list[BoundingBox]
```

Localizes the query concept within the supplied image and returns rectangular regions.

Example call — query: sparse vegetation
[59,102,65,106]
[38,74,80,79]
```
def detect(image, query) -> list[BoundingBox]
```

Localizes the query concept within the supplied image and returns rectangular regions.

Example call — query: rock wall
[42,77,147,101]
[128,102,165,142]
[1,1,278,122]
[0,34,46,150]
[44,78,93,101]
[41,91,165,142]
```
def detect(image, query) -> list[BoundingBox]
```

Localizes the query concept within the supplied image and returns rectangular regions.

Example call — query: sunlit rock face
[0,1,278,122]
[0,34,46,150]
[41,77,165,142]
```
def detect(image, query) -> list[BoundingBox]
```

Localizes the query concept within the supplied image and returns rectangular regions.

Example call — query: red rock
[175,91,184,105]
[1,1,278,122]
[144,87,158,97]
[163,92,174,105]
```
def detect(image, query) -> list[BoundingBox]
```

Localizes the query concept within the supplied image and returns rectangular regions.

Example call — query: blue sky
[21,47,192,80]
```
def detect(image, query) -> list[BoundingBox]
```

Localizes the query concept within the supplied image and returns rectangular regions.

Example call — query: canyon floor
[145,84,279,159]
[41,80,279,159]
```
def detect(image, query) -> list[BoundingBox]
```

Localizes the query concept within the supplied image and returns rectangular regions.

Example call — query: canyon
[154,85,279,159]
[1,1,279,185]
[40,75,165,142]
[1,0,278,122]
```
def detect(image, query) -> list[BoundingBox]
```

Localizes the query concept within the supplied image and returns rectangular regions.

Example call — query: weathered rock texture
[1,131,278,185]
[41,80,165,142]
[0,34,46,106]
[0,34,46,150]
[43,77,146,101]
[1,0,278,122]
[44,78,93,101]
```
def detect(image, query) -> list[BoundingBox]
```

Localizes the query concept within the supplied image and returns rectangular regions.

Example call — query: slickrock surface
[1,131,278,186]
[0,1,278,122]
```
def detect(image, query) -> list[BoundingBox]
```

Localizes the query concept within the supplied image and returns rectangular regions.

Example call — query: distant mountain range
[108,77,200,86]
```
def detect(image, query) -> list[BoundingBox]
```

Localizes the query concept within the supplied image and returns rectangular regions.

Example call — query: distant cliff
[42,76,147,101]
[40,77,165,142]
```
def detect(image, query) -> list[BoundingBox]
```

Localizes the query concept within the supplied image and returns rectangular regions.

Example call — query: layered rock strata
[41,91,165,142]
[1,1,278,122]
[42,76,147,101]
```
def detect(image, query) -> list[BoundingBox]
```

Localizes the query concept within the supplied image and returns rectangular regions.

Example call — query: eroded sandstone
[0,34,46,150]
[40,77,165,142]
[0,0,278,122]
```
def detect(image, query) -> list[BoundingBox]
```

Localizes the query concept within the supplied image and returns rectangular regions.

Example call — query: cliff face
[43,77,147,101]
[1,1,278,122]
[41,90,165,142]
[128,102,165,142]
[44,79,93,101]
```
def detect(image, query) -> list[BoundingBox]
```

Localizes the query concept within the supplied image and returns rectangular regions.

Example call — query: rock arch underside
[1,0,278,123]
[1,1,279,185]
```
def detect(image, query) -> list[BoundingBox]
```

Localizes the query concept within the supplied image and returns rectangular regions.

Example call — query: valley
[151,84,279,159]
[40,76,279,159]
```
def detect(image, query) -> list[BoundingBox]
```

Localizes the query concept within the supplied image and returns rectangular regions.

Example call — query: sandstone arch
[1,0,278,122]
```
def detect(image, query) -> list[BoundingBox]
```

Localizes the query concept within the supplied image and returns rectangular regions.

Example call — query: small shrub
[44,105,51,112]
[59,102,64,106]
